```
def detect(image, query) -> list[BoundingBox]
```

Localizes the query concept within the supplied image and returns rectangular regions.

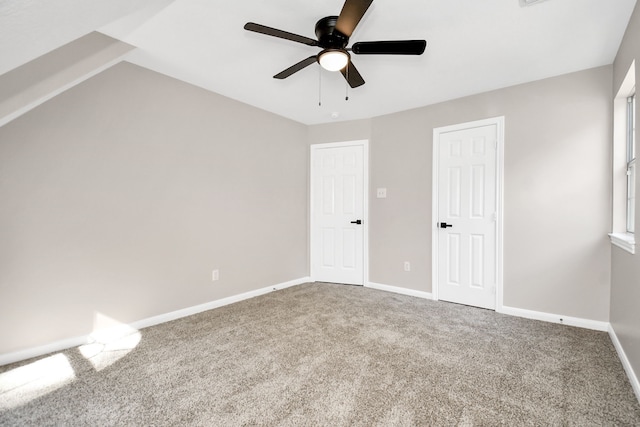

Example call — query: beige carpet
[1,282,639,426]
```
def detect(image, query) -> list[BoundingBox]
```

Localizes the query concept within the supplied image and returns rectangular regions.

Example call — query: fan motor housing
[315,16,349,48]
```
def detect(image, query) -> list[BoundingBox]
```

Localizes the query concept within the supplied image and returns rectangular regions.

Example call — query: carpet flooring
[1,282,639,426]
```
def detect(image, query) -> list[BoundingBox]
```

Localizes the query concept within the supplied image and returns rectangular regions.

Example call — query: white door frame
[431,117,504,310]
[310,140,369,285]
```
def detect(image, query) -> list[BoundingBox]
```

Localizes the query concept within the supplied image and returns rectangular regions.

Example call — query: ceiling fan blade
[352,40,427,55]
[335,0,373,37]
[274,56,318,79]
[340,61,365,88]
[244,22,319,46]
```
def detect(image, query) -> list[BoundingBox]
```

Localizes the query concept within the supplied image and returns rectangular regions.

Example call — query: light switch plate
[376,188,387,198]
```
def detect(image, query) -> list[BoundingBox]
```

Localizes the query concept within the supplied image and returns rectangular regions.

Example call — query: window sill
[609,233,636,254]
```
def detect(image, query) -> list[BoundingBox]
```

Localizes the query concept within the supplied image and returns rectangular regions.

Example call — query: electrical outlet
[376,188,387,198]
[404,261,410,272]
[212,269,219,281]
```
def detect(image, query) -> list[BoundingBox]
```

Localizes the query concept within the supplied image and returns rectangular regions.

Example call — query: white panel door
[437,123,497,309]
[311,143,365,285]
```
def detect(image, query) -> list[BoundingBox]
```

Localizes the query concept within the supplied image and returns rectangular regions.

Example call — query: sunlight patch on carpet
[79,312,141,371]
[0,353,76,410]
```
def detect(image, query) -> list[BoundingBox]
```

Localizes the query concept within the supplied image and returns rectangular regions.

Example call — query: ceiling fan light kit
[318,49,350,72]
[244,0,427,89]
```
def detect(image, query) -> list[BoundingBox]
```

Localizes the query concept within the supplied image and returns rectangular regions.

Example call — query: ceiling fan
[244,0,427,88]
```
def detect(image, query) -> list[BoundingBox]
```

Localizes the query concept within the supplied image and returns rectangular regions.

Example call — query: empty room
[1,0,640,425]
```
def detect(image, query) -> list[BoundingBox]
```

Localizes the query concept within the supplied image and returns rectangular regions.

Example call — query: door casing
[432,117,504,310]
[310,140,369,285]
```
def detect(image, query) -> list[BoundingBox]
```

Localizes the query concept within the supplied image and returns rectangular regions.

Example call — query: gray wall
[310,65,613,322]
[0,62,308,354]
[307,119,372,145]
[611,1,640,388]
[0,35,620,357]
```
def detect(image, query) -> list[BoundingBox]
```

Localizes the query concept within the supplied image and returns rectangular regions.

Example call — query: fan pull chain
[318,65,322,107]
[345,64,349,101]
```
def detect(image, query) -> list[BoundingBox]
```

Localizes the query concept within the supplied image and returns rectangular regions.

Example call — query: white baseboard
[608,324,640,403]
[0,335,91,368]
[0,277,310,367]
[128,277,309,331]
[366,282,433,300]
[367,284,608,331]
[498,305,609,332]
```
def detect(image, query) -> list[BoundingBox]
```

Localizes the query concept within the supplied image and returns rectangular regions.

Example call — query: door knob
[439,222,453,228]
[350,220,362,225]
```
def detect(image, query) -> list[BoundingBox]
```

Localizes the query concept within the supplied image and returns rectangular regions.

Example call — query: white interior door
[435,120,501,310]
[311,142,366,285]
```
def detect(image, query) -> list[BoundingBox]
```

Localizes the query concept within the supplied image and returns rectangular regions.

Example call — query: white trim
[310,140,369,286]
[612,61,636,236]
[432,116,505,310]
[0,54,132,128]
[0,335,90,369]
[368,282,609,334]
[498,305,609,331]
[0,277,310,367]
[609,324,640,403]
[609,232,636,254]
[365,282,433,300]
[128,277,309,331]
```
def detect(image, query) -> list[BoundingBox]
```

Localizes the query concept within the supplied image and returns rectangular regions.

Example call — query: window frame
[627,92,636,234]
[610,62,636,254]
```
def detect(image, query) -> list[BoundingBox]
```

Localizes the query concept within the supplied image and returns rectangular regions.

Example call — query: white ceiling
[1,0,637,125]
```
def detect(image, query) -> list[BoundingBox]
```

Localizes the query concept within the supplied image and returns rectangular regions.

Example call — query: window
[610,62,635,254]
[627,92,636,233]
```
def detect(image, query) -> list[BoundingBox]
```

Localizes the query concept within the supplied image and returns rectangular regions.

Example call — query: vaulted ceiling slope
[1,0,637,125]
